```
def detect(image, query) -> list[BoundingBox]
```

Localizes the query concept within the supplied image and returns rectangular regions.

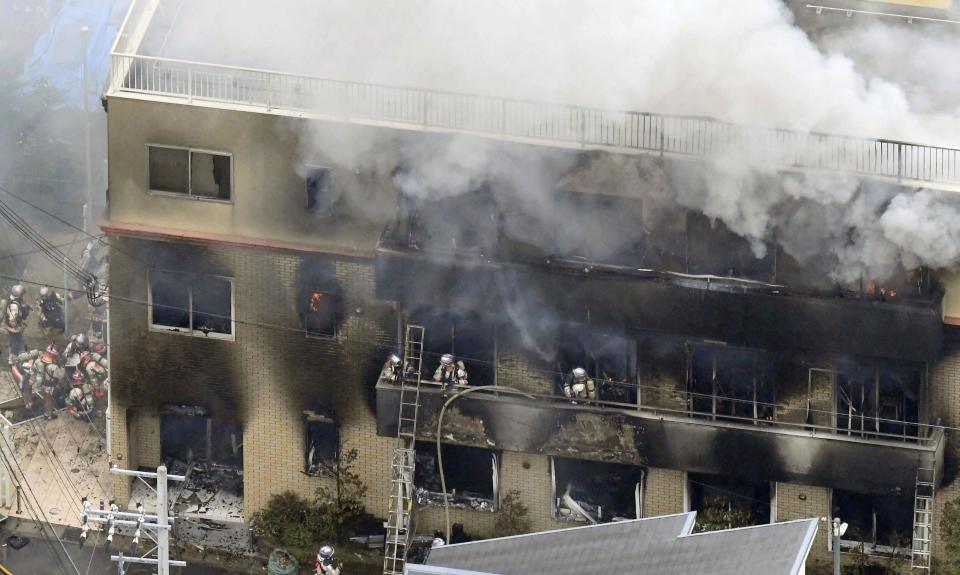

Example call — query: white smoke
[170,0,960,282]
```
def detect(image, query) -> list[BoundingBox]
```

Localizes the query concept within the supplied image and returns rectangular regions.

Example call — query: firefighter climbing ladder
[383,324,426,575]
[911,463,936,571]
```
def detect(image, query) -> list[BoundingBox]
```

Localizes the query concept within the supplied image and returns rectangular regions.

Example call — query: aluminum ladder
[383,324,426,575]
[911,463,936,570]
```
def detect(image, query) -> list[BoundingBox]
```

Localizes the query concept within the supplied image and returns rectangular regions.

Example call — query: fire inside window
[306,291,337,338]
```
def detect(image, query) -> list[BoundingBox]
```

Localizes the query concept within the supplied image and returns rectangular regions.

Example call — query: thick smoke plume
[177,0,960,284]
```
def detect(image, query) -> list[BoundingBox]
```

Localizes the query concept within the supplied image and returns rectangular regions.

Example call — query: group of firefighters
[0,283,108,420]
[379,352,597,400]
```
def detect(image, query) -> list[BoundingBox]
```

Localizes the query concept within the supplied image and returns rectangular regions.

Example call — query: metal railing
[108,51,960,189]
[379,377,944,448]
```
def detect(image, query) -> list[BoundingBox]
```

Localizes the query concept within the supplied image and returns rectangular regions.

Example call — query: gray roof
[422,512,818,575]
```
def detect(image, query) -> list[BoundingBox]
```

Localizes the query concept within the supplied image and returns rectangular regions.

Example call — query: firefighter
[64,333,90,358]
[380,353,402,384]
[66,351,108,416]
[564,367,596,401]
[433,353,468,389]
[17,348,64,419]
[315,545,341,575]
[2,285,31,360]
[37,286,65,338]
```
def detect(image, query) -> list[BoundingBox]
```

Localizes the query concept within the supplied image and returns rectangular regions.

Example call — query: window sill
[306,331,338,340]
[148,190,234,204]
[149,325,235,341]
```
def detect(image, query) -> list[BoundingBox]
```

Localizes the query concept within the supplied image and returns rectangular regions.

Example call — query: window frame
[304,165,333,215]
[304,289,341,340]
[146,143,235,204]
[147,269,236,341]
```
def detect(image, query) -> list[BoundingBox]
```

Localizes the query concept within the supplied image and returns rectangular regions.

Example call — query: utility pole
[81,465,187,575]
[832,517,847,575]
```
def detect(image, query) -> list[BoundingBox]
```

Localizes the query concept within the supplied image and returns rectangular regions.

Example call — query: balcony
[374,246,944,363]
[376,380,944,494]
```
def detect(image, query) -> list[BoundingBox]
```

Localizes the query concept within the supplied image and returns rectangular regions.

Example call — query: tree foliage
[493,490,531,538]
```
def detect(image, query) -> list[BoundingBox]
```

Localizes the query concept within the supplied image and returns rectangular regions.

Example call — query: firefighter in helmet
[564,367,596,401]
[2,285,31,360]
[433,353,468,389]
[37,286,65,339]
[316,545,341,575]
[380,353,402,384]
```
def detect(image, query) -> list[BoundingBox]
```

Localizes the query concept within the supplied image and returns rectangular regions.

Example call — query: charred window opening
[413,443,499,511]
[686,213,774,282]
[403,184,500,253]
[686,343,774,422]
[836,360,920,438]
[304,410,338,477]
[159,405,243,468]
[555,326,637,403]
[148,270,234,339]
[410,311,495,386]
[305,166,333,215]
[833,489,914,553]
[304,291,341,338]
[549,191,645,267]
[298,260,343,339]
[147,145,232,201]
[551,457,645,523]
[688,473,771,532]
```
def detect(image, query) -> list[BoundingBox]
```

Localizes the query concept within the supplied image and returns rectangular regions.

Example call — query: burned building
[102,0,960,570]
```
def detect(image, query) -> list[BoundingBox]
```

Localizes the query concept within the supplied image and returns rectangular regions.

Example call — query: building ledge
[376,381,945,494]
[100,221,376,259]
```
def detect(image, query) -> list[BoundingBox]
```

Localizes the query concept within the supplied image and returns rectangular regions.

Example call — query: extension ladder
[911,463,936,570]
[383,324,426,575]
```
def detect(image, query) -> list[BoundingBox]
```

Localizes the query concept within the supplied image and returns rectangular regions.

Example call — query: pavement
[0,519,241,574]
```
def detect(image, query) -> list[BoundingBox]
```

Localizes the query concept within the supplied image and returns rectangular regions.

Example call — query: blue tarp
[22,0,131,108]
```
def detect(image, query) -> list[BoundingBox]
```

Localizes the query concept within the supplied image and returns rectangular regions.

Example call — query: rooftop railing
[109,52,960,190]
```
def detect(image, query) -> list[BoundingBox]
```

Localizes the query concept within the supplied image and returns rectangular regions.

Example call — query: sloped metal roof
[423,512,819,575]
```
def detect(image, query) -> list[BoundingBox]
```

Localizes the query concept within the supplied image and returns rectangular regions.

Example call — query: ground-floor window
[833,489,914,554]
[551,457,645,523]
[687,472,772,532]
[413,443,499,512]
[304,409,338,477]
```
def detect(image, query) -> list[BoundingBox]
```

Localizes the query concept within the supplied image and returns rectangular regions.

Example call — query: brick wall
[643,467,685,517]
[930,327,960,562]
[776,482,830,565]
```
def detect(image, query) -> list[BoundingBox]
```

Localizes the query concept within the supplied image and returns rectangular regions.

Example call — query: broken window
[410,311,495,386]
[304,410,338,477]
[403,184,499,253]
[149,270,234,339]
[836,360,920,438]
[548,191,645,267]
[159,404,243,520]
[147,145,232,201]
[833,489,914,553]
[555,325,637,403]
[551,457,645,523]
[413,443,499,511]
[305,291,340,338]
[686,212,774,281]
[686,343,775,422]
[305,167,333,214]
[688,473,771,532]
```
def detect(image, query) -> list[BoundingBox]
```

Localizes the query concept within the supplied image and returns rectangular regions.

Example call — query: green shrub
[493,490,531,538]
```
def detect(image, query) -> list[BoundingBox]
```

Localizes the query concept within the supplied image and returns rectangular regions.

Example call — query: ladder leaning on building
[383,324,426,575]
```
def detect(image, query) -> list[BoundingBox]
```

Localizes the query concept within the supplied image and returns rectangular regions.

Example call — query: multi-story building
[102,0,960,569]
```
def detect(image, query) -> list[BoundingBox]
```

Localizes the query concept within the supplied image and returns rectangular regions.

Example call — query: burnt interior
[836,359,920,438]
[408,310,496,386]
[833,489,914,551]
[159,404,244,502]
[687,343,775,421]
[555,326,637,403]
[305,410,338,477]
[413,443,498,510]
[298,258,343,338]
[688,472,771,530]
[552,457,645,523]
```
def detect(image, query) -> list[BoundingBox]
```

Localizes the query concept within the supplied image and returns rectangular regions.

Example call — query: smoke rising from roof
[176,0,960,282]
